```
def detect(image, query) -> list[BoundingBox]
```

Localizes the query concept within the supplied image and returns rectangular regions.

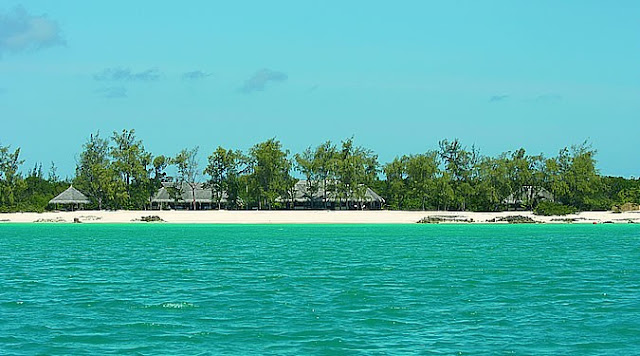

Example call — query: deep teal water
[1,224,639,355]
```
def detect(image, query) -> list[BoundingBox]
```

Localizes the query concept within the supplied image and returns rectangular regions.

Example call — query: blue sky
[1,1,639,178]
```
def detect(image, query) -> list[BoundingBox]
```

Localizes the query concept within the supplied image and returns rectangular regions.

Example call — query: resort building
[151,182,225,210]
[504,186,554,209]
[282,180,385,210]
[151,180,384,210]
[48,185,91,211]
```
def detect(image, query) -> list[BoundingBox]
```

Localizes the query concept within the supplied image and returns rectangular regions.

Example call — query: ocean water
[1,224,639,355]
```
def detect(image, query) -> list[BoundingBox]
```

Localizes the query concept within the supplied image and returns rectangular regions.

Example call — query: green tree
[235,174,251,210]
[502,148,545,210]
[172,147,200,210]
[48,161,59,183]
[602,176,640,207]
[19,164,68,212]
[334,138,378,209]
[0,143,25,210]
[475,156,510,211]
[248,138,293,209]
[433,173,455,211]
[145,155,169,208]
[617,185,640,205]
[152,155,169,182]
[438,139,479,210]
[110,129,152,208]
[543,142,602,210]
[566,143,602,209]
[406,151,439,210]
[313,141,338,209]
[294,147,320,208]
[204,147,245,209]
[74,132,119,209]
[383,156,408,210]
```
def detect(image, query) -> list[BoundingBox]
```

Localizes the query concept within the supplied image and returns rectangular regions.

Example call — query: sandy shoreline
[1,210,639,224]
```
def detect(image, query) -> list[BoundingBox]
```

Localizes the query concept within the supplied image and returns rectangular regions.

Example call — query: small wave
[125,322,184,329]
[1,301,26,308]
[161,302,196,309]
[140,302,197,310]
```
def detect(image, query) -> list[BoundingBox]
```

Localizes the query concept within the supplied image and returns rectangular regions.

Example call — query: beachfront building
[151,180,384,210]
[281,180,385,210]
[151,182,226,210]
[48,185,91,211]
[504,186,554,210]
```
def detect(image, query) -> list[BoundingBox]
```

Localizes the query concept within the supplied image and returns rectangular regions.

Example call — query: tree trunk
[323,178,327,209]
[191,186,196,210]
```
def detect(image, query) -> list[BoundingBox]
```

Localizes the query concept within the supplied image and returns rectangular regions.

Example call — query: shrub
[611,202,640,213]
[533,201,577,216]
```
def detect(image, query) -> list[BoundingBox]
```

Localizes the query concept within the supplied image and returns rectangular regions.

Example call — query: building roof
[280,180,385,203]
[152,180,385,204]
[152,182,228,203]
[49,185,91,204]
[504,186,554,205]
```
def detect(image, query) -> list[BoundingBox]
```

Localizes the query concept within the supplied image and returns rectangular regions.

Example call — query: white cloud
[0,6,64,54]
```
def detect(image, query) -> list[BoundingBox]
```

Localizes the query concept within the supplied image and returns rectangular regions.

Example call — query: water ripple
[0,224,639,354]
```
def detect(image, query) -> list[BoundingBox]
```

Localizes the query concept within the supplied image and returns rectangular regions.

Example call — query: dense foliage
[382,140,619,212]
[533,202,578,216]
[0,144,68,212]
[1,132,638,212]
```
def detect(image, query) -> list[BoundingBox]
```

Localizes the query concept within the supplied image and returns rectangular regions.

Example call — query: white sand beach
[1,210,639,224]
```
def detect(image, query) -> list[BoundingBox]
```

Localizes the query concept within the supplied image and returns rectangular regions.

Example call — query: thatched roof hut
[151,180,384,209]
[504,186,553,206]
[151,182,227,204]
[49,185,91,205]
[286,180,385,203]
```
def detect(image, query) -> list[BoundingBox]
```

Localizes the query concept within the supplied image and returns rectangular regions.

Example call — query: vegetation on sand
[1,132,639,213]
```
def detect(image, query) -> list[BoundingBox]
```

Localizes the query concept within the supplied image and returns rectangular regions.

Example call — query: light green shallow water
[1,224,639,355]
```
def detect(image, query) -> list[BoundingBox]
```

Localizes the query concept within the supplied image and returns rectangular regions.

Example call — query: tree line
[1,129,639,212]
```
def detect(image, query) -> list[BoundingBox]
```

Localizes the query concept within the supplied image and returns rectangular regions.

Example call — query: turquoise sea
[1,224,639,355]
